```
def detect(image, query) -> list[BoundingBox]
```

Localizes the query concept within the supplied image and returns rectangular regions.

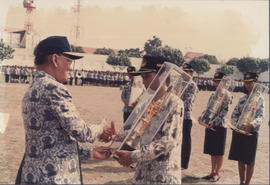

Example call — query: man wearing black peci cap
[115,55,184,184]
[228,72,265,185]
[180,62,199,170]
[15,36,116,184]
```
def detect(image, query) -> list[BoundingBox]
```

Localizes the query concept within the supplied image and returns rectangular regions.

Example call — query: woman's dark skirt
[204,126,227,155]
[228,131,258,165]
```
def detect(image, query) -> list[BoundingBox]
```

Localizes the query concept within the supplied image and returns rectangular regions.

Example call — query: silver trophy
[118,62,191,151]
[227,83,269,135]
[199,78,235,131]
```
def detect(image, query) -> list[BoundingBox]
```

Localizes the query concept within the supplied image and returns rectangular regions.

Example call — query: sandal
[209,174,220,182]
[201,174,213,180]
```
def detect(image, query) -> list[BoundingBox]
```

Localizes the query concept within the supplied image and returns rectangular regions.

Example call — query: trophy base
[198,121,216,131]
[226,123,252,136]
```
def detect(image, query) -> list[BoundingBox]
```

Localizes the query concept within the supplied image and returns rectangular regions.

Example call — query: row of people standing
[67,70,129,87]
[120,60,266,185]
[0,65,131,87]
[199,71,265,185]
[1,65,35,84]
[194,76,269,92]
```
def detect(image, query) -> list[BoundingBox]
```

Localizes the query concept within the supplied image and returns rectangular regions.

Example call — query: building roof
[184,51,205,62]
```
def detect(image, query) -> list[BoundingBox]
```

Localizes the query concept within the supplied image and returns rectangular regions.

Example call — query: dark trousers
[15,154,25,184]
[123,111,132,123]
[181,119,192,169]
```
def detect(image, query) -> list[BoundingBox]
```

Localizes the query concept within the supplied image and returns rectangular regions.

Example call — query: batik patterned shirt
[202,90,231,127]
[231,94,265,133]
[19,70,103,184]
[130,94,183,184]
[181,80,198,120]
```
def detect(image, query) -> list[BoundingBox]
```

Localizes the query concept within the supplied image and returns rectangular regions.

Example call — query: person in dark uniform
[121,66,136,123]
[181,63,199,169]
[228,72,265,185]
[199,72,231,182]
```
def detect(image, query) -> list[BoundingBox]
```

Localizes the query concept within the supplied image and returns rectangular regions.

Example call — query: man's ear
[51,54,59,68]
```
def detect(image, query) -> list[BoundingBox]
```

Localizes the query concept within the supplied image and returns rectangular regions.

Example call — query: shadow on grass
[82,165,134,173]
[182,175,202,184]
[104,178,133,184]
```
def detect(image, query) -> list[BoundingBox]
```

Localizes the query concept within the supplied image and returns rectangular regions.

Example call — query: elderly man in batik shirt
[115,55,184,184]
[228,72,265,185]
[15,36,114,184]
[180,63,199,169]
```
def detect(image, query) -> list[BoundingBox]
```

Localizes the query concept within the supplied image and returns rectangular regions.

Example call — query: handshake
[91,147,134,167]
[91,121,134,167]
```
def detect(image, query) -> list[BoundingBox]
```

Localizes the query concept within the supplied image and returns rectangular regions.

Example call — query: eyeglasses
[59,54,73,63]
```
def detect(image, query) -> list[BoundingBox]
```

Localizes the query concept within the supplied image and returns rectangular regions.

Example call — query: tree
[0,39,15,61]
[144,36,162,54]
[236,57,261,74]
[216,65,234,75]
[149,45,184,66]
[226,57,239,66]
[143,36,184,66]
[106,53,131,66]
[258,58,269,73]
[198,54,219,64]
[94,47,115,55]
[189,57,210,75]
[71,45,85,53]
[118,48,143,58]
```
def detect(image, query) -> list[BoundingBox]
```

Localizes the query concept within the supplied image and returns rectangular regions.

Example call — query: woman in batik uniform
[199,72,231,182]
[228,72,265,185]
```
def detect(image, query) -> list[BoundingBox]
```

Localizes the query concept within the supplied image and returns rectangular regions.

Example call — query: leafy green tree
[144,36,162,54]
[216,65,234,75]
[226,57,239,66]
[143,36,184,66]
[258,58,269,73]
[94,47,115,55]
[118,48,143,58]
[189,57,210,75]
[149,45,184,66]
[198,54,219,64]
[236,57,261,74]
[71,44,85,53]
[106,53,131,66]
[0,39,14,61]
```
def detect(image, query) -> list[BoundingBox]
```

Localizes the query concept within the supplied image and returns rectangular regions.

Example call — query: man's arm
[49,84,103,143]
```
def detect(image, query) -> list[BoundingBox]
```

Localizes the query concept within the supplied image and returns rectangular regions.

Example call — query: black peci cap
[213,72,226,81]
[244,72,258,82]
[127,66,136,73]
[129,55,166,76]
[34,36,83,60]
[182,63,194,72]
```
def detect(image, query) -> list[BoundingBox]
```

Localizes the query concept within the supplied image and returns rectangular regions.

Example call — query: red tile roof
[184,51,205,62]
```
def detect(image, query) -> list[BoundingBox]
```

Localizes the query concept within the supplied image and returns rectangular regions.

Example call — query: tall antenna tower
[23,0,36,48]
[72,0,81,46]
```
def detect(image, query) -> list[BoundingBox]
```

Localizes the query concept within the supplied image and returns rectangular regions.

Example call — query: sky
[0,0,269,61]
